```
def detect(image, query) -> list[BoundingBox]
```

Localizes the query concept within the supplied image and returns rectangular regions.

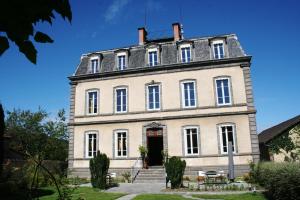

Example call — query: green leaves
[0,0,72,64]
[18,41,37,64]
[34,32,54,43]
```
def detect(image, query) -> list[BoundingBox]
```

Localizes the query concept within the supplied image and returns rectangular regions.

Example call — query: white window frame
[180,44,192,63]
[115,87,128,113]
[114,130,128,158]
[90,56,99,73]
[183,126,200,156]
[85,132,97,158]
[181,81,197,108]
[215,77,232,106]
[212,40,225,59]
[146,84,161,111]
[148,48,158,67]
[86,90,99,115]
[117,52,126,70]
[218,124,236,154]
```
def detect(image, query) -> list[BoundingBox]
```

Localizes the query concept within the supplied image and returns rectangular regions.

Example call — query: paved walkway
[106,183,165,194]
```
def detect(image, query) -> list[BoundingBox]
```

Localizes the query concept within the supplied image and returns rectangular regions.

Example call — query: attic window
[117,52,127,70]
[90,56,99,73]
[148,48,159,67]
[180,44,192,63]
[212,40,225,59]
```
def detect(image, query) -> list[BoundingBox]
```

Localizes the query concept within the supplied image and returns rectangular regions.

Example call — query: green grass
[39,187,126,200]
[192,193,266,200]
[133,194,192,200]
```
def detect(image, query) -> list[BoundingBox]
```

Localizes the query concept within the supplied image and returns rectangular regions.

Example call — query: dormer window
[148,48,158,67]
[117,53,126,70]
[212,40,225,59]
[90,57,99,73]
[180,44,192,63]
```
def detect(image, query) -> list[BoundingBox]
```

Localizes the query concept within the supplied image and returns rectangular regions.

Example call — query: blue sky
[0,0,299,132]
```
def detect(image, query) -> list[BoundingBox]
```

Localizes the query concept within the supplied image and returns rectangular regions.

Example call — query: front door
[147,128,163,166]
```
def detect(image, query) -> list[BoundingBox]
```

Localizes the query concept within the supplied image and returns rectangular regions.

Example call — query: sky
[0,0,299,132]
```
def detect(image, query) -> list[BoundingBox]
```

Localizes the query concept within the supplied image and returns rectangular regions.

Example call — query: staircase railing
[131,157,142,183]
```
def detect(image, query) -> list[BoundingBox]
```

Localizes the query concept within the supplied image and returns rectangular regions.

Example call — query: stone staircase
[134,166,165,183]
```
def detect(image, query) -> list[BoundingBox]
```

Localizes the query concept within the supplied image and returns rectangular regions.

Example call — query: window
[115,88,127,113]
[117,54,126,70]
[215,78,231,105]
[147,84,160,110]
[87,90,98,114]
[181,81,196,108]
[213,41,224,59]
[184,127,199,155]
[90,58,99,73]
[85,132,97,158]
[114,131,127,157]
[148,49,158,66]
[219,125,236,154]
[180,45,191,63]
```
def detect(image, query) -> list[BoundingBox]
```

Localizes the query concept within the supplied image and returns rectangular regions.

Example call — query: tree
[0,0,72,64]
[268,124,300,162]
[0,103,5,175]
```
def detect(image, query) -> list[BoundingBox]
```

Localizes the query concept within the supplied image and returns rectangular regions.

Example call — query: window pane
[122,92,126,111]
[181,49,185,62]
[214,45,218,58]
[187,48,191,62]
[219,44,224,58]
[222,127,227,152]
[192,131,198,154]
[154,52,158,65]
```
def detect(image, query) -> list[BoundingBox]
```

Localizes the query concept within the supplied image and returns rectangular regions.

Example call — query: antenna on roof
[179,2,184,39]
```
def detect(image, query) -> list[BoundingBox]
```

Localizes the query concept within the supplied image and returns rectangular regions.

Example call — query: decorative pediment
[144,122,163,128]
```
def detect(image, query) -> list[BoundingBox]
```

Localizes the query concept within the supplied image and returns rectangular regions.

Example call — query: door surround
[142,122,168,152]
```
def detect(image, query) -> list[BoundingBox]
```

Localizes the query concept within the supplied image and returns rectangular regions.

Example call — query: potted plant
[138,145,148,169]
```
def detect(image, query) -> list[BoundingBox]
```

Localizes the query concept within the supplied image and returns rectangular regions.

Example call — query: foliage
[267,124,300,162]
[0,103,4,176]
[161,150,168,166]
[5,108,68,161]
[121,171,131,183]
[0,0,72,64]
[138,145,148,158]
[192,193,266,200]
[90,151,110,189]
[165,156,186,189]
[250,162,300,200]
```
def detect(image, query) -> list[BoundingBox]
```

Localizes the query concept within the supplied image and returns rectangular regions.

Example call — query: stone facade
[68,25,259,178]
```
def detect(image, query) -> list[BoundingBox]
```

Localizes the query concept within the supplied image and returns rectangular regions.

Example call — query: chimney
[138,27,147,45]
[172,22,182,41]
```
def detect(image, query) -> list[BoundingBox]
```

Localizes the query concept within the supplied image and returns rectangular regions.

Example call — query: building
[68,23,259,178]
[259,115,300,162]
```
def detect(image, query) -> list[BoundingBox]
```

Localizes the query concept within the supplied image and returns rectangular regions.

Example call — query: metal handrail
[131,157,142,183]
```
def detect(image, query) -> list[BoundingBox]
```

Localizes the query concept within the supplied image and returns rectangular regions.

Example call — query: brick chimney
[138,27,147,45]
[172,22,182,41]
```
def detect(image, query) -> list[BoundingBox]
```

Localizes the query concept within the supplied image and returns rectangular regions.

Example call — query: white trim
[86,90,99,115]
[85,131,97,158]
[114,87,128,113]
[212,40,225,59]
[218,124,236,154]
[147,48,159,66]
[90,56,100,73]
[114,130,128,158]
[146,84,161,111]
[181,81,197,108]
[215,77,232,106]
[183,126,200,156]
[180,44,192,63]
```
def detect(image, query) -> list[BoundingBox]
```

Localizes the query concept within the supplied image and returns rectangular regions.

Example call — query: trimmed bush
[250,162,300,200]
[89,151,110,189]
[165,156,186,189]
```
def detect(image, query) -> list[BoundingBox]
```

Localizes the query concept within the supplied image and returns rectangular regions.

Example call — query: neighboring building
[68,23,259,178]
[259,115,300,162]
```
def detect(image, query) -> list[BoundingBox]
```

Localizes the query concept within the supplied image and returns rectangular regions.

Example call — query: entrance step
[133,167,166,183]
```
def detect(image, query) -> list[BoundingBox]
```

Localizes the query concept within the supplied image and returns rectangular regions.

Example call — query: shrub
[89,151,110,189]
[250,162,300,200]
[165,156,186,189]
[121,171,131,183]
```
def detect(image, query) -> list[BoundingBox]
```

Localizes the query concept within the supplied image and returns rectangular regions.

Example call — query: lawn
[192,193,266,200]
[39,187,126,200]
[133,194,192,200]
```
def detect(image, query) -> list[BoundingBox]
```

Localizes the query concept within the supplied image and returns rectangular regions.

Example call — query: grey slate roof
[258,115,300,143]
[73,34,247,76]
